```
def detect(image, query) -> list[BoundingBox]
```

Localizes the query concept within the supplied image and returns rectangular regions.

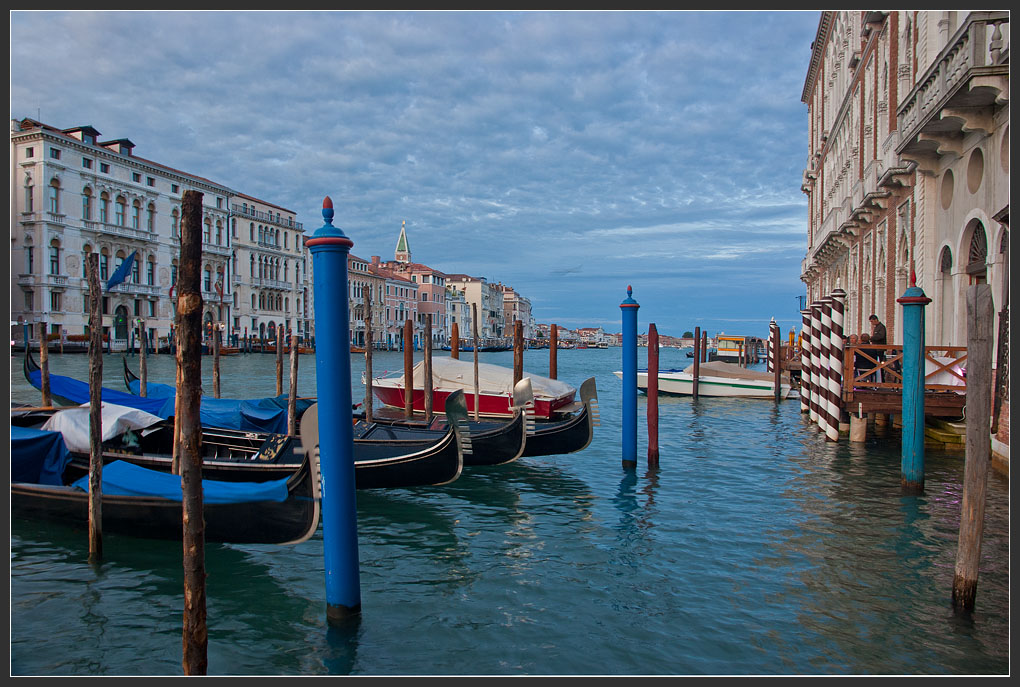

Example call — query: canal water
[9,347,1010,675]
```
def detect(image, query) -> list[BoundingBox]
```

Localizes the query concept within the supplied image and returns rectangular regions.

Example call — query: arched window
[203,218,212,244]
[171,260,178,287]
[250,222,255,241]
[250,254,255,277]
[131,200,141,228]
[251,294,256,309]
[131,254,140,283]
[100,248,110,281]
[231,218,237,238]
[284,261,289,281]
[146,203,156,231]
[49,239,61,275]
[171,208,180,236]
[82,187,93,220]
[259,226,264,244]
[285,231,289,249]
[48,178,60,213]
[203,267,212,292]
[147,257,155,285]
[216,220,223,246]
[24,176,34,213]
[966,221,988,283]
[285,297,289,311]
[99,192,110,223]
[115,196,126,225]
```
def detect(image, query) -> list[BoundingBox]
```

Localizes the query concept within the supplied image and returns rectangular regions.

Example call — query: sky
[10,10,820,340]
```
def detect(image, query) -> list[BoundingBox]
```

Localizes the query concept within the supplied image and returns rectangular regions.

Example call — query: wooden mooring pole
[276,326,284,396]
[472,303,480,421]
[692,326,701,400]
[647,323,659,468]
[85,255,103,563]
[424,314,434,423]
[178,189,207,675]
[288,333,299,436]
[549,323,558,379]
[404,319,414,418]
[212,322,221,399]
[772,322,781,403]
[952,285,994,612]
[139,320,149,397]
[39,321,51,408]
[513,319,523,387]
[450,320,459,360]
[364,285,374,423]
[701,330,708,363]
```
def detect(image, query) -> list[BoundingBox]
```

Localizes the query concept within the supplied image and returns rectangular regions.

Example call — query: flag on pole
[106,250,137,291]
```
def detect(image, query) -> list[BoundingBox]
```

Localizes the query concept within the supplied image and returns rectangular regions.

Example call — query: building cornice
[802,11,834,104]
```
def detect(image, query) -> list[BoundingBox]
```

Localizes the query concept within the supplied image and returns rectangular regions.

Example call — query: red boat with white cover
[372,357,576,419]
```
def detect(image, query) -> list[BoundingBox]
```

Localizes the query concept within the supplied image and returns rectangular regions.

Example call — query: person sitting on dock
[856,333,877,383]
[848,334,860,379]
[869,315,887,382]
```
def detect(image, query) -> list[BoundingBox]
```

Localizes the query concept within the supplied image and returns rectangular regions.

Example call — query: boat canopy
[126,378,315,424]
[40,402,165,454]
[27,366,290,434]
[11,426,72,486]
[70,460,291,504]
[409,357,576,400]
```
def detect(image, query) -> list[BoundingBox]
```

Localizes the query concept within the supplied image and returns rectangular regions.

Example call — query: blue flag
[106,250,137,291]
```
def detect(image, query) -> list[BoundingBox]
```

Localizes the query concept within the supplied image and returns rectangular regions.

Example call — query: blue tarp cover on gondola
[11,426,72,486]
[29,368,288,434]
[70,460,290,504]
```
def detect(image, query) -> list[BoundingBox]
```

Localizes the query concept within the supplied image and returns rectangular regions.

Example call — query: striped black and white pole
[809,301,823,426]
[827,288,847,440]
[766,319,775,373]
[800,308,812,414]
[816,298,833,433]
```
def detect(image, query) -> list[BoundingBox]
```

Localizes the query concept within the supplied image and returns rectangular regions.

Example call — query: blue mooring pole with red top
[621,285,639,469]
[897,268,932,493]
[307,196,361,623]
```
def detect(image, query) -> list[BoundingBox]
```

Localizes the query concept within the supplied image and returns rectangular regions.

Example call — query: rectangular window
[147,261,155,285]
[82,194,91,220]
[82,158,92,169]
[148,300,156,317]
[216,197,223,209]
[102,296,109,315]
[25,147,34,158]
[100,254,108,280]
[26,246,34,273]
[25,185,34,213]
[131,204,140,228]
[25,292,33,310]
[171,183,179,193]
[49,148,61,160]
[134,299,141,316]
[50,292,61,311]
[132,172,141,183]
[146,176,155,187]
[100,162,110,174]
[50,246,60,275]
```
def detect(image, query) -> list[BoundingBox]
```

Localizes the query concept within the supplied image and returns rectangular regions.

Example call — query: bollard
[897,270,932,492]
[952,285,994,611]
[620,285,639,469]
[549,323,558,379]
[692,325,701,399]
[403,319,414,417]
[307,196,361,623]
[647,323,659,468]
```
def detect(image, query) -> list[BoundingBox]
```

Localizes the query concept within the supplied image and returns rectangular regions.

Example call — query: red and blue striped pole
[620,285,639,469]
[307,196,361,623]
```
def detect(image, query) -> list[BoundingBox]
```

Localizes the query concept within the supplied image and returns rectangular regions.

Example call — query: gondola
[11,425,321,546]
[14,393,469,490]
[361,376,599,458]
[353,378,533,466]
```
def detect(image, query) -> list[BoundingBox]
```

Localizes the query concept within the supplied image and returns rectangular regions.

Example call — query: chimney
[371,256,380,266]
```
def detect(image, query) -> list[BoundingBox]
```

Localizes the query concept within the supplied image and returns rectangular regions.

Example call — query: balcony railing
[230,204,303,230]
[252,277,291,290]
[81,220,157,242]
[108,282,162,297]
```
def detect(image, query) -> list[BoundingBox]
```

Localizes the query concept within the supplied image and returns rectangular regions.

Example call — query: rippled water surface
[9,347,1010,675]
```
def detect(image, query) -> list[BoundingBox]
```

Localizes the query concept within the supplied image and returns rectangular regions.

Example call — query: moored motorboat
[614,360,795,399]
[371,357,576,419]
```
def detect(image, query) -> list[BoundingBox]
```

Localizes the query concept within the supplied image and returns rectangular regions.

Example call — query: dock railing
[842,345,968,401]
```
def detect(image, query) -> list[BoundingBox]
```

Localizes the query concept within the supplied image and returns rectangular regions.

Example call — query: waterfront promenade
[9,348,1010,675]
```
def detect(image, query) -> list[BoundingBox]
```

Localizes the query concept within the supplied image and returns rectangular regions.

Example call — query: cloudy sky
[11,10,820,339]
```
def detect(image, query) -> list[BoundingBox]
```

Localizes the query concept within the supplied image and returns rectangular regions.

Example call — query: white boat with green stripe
[614,361,796,399]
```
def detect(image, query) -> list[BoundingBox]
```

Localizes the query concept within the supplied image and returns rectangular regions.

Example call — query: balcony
[108,282,162,298]
[45,212,68,226]
[897,12,1009,171]
[252,277,291,290]
[230,204,303,230]
[202,242,232,257]
[81,220,157,242]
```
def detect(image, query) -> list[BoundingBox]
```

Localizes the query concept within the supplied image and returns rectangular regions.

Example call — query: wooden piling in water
[288,334,299,436]
[212,323,221,399]
[85,255,103,563]
[450,321,459,360]
[772,323,782,403]
[139,321,149,397]
[701,330,707,363]
[39,322,51,408]
[404,319,414,418]
[692,326,701,400]
[472,303,480,421]
[549,323,558,379]
[647,323,659,468]
[178,189,208,675]
[513,319,523,387]
[952,285,994,612]
[276,326,284,396]
[364,285,374,423]
[424,314,434,422]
